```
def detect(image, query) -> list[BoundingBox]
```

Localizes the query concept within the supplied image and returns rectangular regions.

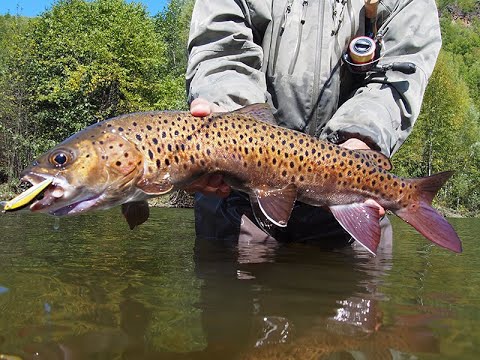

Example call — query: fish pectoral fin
[137,179,174,195]
[254,184,297,227]
[122,200,150,230]
[329,203,381,255]
[249,195,276,234]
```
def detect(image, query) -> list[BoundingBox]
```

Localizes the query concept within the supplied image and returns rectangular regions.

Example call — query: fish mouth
[13,173,103,216]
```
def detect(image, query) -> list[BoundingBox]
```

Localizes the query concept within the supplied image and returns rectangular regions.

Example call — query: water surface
[0,209,478,359]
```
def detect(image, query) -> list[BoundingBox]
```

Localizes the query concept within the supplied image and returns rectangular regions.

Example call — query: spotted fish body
[12,104,461,254]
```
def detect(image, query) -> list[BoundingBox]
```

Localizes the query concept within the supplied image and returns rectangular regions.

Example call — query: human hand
[190,97,223,117]
[187,98,231,198]
[339,138,386,217]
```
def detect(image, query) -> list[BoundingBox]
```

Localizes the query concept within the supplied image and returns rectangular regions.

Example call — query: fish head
[20,127,145,216]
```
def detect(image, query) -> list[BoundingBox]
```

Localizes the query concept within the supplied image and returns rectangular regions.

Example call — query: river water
[0,208,478,359]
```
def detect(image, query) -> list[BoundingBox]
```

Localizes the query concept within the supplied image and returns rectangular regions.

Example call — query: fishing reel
[342,35,416,75]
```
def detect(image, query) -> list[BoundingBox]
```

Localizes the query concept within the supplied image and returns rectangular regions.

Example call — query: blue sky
[0,0,170,17]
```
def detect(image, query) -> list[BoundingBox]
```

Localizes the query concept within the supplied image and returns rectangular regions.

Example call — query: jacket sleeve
[186,0,269,111]
[320,0,442,157]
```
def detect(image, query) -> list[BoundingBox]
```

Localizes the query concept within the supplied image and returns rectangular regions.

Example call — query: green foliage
[0,15,37,181]
[393,51,480,214]
[153,0,195,110]
[26,0,167,144]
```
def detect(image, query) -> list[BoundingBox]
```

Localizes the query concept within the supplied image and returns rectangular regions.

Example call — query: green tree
[153,0,194,110]
[393,51,480,213]
[0,14,36,183]
[25,0,167,146]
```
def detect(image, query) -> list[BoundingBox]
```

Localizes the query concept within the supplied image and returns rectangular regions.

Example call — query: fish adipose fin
[395,171,462,253]
[254,184,297,227]
[330,203,381,255]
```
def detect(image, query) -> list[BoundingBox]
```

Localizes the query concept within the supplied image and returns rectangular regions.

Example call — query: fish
[2,104,462,255]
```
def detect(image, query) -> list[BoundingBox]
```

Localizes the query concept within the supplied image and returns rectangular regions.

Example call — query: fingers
[364,199,386,217]
[184,174,231,198]
[339,138,371,150]
[190,98,222,117]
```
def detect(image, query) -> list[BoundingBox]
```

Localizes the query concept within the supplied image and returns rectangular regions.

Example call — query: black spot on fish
[116,161,121,166]
[153,138,158,145]
[133,122,137,127]
[148,150,154,160]
[174,156,179,163]
[124,153,129,158]
[147,125,152,130]
[272,158,277,165]
[167,144,172,152]
[162,131,166,138]
[282,170,287,177]
[289,143,294,148]
[190,155,195,164]
[257,160,261,167]
[136,134,142,141]
[118,127,124,132]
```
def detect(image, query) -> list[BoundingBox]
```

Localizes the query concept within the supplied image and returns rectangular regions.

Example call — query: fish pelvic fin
[330,203,381,255]
[122,200,150,230]
[394,171,462,253]
[254,184,297,227]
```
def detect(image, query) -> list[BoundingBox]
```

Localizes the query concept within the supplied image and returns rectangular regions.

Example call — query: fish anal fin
[235,103,276,125]
[249,195,276,234]
[395,202,462,253]
[355,149,392,170]
[330,203,381,255]
[255,184,297,227]
[122,200,150,230]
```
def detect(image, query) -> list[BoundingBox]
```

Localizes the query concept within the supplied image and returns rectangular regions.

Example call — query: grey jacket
[186,0,441,156]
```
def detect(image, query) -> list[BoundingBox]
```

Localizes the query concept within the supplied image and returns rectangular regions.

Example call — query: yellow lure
[3,178,53,211]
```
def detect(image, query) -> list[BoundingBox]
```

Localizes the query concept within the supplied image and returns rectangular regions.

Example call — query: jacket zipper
[308,0,326,136]
[271,0,294,73]
[288,0,309,75]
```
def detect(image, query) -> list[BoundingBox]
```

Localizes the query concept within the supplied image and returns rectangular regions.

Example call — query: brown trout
[4,104,461,255]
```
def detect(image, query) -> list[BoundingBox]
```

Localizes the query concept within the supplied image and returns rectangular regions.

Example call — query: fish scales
[4,104,462,255]
[108,110,410,210]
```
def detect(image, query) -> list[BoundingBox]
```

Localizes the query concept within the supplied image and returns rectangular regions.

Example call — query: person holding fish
[185,0,443,248]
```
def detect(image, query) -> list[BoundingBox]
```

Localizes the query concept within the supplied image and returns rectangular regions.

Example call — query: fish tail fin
[394,171,462,253]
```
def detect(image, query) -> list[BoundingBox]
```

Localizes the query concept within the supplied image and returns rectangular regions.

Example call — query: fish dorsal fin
[254,184,297,227]
[329,203,381,255]
[355,149,392,170]
[235,103,276,125]
[122,200,150,229]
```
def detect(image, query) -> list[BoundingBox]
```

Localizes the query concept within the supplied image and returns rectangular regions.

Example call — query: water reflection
[191,221,438,359]
[0,209,458,359]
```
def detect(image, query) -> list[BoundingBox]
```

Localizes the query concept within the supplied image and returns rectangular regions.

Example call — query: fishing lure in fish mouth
[3,178,53,211]
[2,104,463,255]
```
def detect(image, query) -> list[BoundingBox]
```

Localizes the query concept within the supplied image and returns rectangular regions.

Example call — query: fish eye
[50,151,70,167]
